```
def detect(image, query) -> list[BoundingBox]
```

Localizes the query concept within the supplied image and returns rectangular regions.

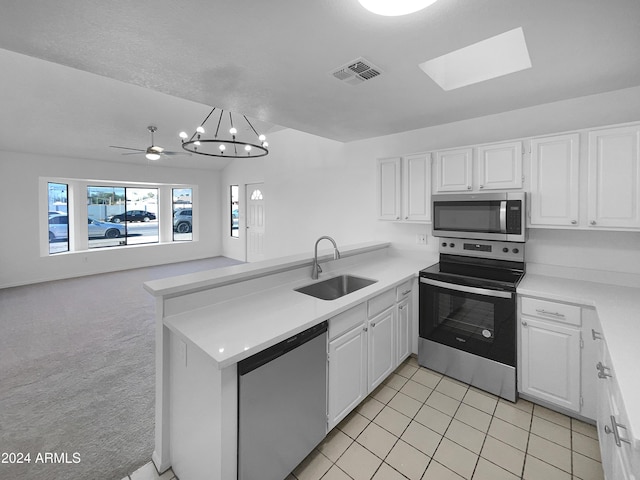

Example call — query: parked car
[173,209,192,233]
[48,215,125,240]
[232,209,239,230]
[109,210,156,223]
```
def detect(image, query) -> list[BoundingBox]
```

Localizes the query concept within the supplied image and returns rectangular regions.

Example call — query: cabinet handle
[402,290,411,296]
[521,321,528,327]
[590,220,597,225]
[405,216,409,220]
[571,220,577,225]
[605,415,631,447]
[371,322,375,328]
[535,308,565,318]
[467,185,472,190]
[596,361,612,378]
[591,329,603,341]
[396,216,400,220]
[479,185,484,189]
[398,305,405,310]
[363,326,368,332]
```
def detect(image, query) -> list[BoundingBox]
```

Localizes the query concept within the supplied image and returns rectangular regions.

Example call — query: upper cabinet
[530,133,580,227]
[377,153,431,222]
[476,141,523,190]
[434,141,523,193]
[588,125,640,229]
[435,148,473,192]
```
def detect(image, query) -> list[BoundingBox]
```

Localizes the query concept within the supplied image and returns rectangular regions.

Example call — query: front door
[246,183,265,262]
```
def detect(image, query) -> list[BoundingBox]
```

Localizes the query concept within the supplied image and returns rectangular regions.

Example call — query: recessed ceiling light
[419,27,532,91]
[358,0,438,16]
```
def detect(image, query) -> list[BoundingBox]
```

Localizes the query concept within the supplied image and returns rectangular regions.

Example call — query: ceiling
[1,0,640,169]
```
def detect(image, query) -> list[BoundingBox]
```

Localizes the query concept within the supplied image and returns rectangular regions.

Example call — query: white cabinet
[588,125,640,229]
[395,280,413,365]
[327,282,414,430]
[377,157,402,221]
[529,133,580,227]
[377,154,431,222]
[519,297,583,414]
[367,307,395,391]
[476,141,523,190]
[434,141,523,193]
[596,341,639,480]
[435,148,473,192]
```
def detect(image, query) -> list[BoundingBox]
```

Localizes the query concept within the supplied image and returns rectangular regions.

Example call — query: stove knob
[502,247,509,253]
[512,248,520,254]
[441,242,447,247]
[449,243,455,248]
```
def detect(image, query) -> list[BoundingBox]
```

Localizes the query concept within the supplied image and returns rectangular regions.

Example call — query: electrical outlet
[416,234,427,245]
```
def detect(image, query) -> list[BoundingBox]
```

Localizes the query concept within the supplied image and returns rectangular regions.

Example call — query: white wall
[0,150,222,287]
[221,85,640,274]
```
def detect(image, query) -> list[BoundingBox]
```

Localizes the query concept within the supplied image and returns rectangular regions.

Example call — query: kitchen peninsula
[144,241,435,480]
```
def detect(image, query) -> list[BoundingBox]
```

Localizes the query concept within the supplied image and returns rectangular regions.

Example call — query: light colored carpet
[0,257,244,480]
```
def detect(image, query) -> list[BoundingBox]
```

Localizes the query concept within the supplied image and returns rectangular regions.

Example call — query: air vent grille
[331,57,382,85]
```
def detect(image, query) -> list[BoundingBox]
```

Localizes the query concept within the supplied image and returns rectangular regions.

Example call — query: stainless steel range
[418,238,525,401]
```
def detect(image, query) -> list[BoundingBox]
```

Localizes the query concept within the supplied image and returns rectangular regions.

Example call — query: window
[173,188,193,241]
[87,186,158,248]
[230,185,239,238]
[48,182,68,254]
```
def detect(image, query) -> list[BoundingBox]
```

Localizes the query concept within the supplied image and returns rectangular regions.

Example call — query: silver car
[48,215,125,240]
[173,209,192,233]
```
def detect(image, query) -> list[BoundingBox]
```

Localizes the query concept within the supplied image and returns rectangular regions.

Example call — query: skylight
[419,27,532,91]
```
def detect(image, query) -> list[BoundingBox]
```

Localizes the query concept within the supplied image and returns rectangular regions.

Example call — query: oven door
[419,277,516,367]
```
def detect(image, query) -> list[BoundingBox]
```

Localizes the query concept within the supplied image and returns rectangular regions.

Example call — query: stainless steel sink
[295,274,378,300]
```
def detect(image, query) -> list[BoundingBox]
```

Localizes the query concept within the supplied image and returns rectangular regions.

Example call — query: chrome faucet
[311,236,340,279]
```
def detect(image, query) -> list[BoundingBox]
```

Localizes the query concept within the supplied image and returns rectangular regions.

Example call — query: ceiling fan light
[146,152,161,161]
[358,0,438,16]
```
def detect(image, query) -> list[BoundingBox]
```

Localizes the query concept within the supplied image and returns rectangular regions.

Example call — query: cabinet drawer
[521,297,581,326]
[396,280,413,302]
[329,303,367,341]
[368,288,395,318]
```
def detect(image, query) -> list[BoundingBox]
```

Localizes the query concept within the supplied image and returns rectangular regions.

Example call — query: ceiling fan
[109,126,190,160]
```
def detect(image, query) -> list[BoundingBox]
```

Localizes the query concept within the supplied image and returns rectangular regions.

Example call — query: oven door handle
[420,277,513,299]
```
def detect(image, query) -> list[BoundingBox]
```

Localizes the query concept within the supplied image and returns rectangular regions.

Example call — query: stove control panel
[439,238,525,262]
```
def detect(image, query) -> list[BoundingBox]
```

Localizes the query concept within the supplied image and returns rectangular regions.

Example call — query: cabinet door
[477,141,523,190]
[377,157,401,220]
[396,298,411,365]
[435,148,473,192]
[520,317,581,412]
[402,153,431,222]
[368,307,395,392]
[328,323,367,431]
[530,134,580,227]
[588,125,640,228]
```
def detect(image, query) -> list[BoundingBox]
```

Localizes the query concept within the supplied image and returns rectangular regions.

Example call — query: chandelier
[179,108,269,158]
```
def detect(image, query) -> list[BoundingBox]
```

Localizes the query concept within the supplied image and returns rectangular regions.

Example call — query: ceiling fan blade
[109,145,146,152]
[161,151,192,156]
[120,151,145,156]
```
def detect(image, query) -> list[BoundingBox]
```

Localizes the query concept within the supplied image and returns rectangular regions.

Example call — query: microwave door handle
[420,278,513,299]
[499,201,507,233]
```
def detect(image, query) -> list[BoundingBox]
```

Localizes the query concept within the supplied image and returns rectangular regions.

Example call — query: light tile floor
[124,356,604,480]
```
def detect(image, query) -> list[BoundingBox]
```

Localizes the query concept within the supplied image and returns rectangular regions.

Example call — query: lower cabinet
[596,341,639,480]
[519,296,597,419]
[327,281,413,431]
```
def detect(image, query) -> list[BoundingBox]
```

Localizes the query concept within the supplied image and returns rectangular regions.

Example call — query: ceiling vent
[331,57,382,85]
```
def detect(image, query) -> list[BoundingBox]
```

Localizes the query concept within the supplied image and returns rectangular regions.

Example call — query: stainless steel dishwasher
[237,321,328,480]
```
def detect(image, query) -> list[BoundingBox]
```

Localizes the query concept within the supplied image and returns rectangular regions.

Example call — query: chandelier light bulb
[194,140,201,146]
[196,126,205,134]
[358,0,438,16]
[145,153,161,161]
[258,134,266,142]
[245,145,252,152]
[229,127,238,135]
[219,144,226,151]
[262,141,269,148]
[179,131,188,139]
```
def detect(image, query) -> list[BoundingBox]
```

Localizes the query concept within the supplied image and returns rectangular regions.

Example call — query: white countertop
[162,249,436,370]
[518,273,640,446]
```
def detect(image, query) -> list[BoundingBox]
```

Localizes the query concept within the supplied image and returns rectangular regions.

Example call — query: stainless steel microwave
[432,192,526,242]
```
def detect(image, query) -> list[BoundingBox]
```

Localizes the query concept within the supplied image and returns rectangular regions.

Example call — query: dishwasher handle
[238,321,328,376]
